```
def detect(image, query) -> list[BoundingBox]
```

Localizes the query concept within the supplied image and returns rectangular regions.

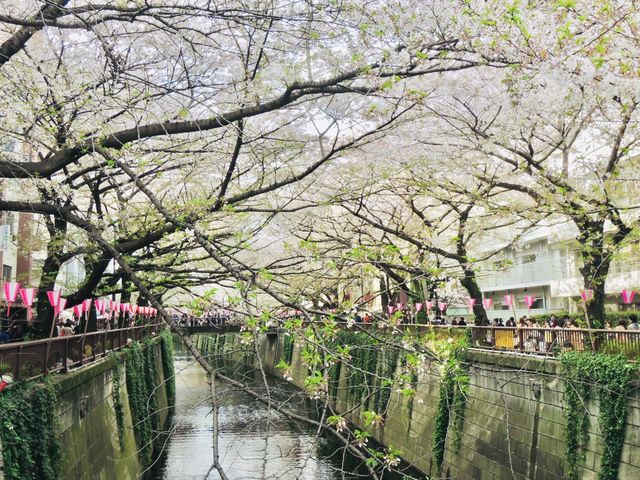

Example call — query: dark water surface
[151,341,406,480]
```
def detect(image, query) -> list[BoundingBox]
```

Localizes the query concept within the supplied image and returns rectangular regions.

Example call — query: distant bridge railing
[184,322,640,359]
[0,323,162,382]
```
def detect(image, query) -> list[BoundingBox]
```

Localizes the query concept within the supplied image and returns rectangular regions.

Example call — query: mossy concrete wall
[56,343,169,480]
[203,333,640,480]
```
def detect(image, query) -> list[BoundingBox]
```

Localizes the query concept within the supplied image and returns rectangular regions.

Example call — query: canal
[151,339,421,479]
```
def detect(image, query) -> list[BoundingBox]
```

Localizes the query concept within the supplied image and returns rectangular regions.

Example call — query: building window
[531,298,544,309]
[2,264,12,282]
[520,254,536,264]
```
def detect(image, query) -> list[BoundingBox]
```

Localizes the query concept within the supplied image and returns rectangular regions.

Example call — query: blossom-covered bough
[1,1,638,478]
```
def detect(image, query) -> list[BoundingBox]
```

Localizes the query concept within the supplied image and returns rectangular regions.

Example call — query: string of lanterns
[2,281,158,322]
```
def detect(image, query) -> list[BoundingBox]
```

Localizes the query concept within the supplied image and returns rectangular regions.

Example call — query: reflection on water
[152,341,422,480]
[152,356,360,479]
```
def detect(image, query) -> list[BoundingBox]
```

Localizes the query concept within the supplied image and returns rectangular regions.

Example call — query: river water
[151,342,410,480]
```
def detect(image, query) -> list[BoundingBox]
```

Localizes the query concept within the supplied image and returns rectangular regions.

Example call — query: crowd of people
[173,310,234,327]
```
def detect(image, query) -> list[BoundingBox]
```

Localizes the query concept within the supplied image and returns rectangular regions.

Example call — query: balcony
[478,257,560,291]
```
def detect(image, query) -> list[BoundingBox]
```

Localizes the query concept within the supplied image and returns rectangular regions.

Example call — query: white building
[476,221,640,318]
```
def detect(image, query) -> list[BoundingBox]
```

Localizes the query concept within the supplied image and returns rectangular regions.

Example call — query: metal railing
[337,323,640,359]
[0,323,162,381]
[468,326,640,358]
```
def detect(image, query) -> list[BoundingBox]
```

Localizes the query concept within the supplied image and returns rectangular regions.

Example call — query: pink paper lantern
[387,305,394,315]
[504,294,514,307]
[467,298,476,313]
[482,298,493,310]
[621,289,635,304]
[524,295,536,312]
[131,304,139,315]
[82,298,93,319]
[3,282,20,316]
[396,303,403,310]
[426,301,433,311]
[57,297,67,313]
[46,290,61,323]
[438,302,447,313]
[73,304,84,319]
[580,289,594,302]
[415,303,423,312]
[19,287,36,321]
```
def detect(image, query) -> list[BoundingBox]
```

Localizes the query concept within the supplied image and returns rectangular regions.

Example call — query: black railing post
[518,329,524,352]
[63,338,69,374]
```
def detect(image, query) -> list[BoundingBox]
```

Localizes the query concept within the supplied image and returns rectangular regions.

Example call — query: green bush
[0,380,60,480]
[530,311,636,328]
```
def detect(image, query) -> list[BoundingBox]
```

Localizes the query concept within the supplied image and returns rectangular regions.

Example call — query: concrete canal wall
[0,337,174,480]
[198,332,640,480]
[56,342,170,479]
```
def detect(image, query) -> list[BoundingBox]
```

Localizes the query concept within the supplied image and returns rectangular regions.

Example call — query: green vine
[328,358,342,399]
[282,334,295,364]
[160,330,176,408]
[109,351,126,451]
[0,379,61,480]
[560,352,635,480]
[125,342,154,466]
[429,332,470,476]
[143,338,160,437]
[334,332,379,404]
[374,346,400,415]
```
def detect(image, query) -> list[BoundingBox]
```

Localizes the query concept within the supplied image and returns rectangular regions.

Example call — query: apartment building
[476,221,640,318]
[1,135,37,309]
[1,138,86,314]
[338,218,640,319]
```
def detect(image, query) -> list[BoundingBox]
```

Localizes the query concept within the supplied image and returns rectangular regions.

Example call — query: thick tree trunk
[379,276,389,314]
[580,255,609,329]
[35,218,67,336]
[577,220,609,328]
[460,270,488,325]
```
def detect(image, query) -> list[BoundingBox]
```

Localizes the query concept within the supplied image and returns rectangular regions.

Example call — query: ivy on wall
[160,330,176,408]
[110,334,176,467]
[125,341,155,466]
[0,380,60,480]
[326,332,407,416]
[109,352,127,451]
[144,338,161,436]
[429,331,470,476]
[374,346,400,415]
[282,334,295,365]
[560,352,635,480]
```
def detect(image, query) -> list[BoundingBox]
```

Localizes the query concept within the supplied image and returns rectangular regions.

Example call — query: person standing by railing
[60,321,74,337]
[615,318,628,331]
